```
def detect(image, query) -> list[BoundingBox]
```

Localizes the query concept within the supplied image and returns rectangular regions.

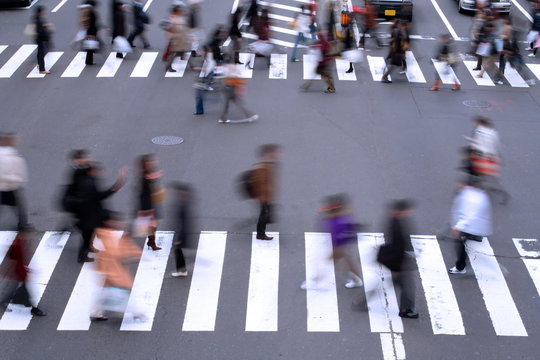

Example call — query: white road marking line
[27,52,63,78]
[245,232,279,332]
[462,59,495,86]
[432,59,460,85]
[526,63,540,80]
[0,232,69,330]
[130,52,158,77]
[357,233,403,333]
[0,231,17,264]
[522,259,540,298]
[237,52,255,78]
[467,238,528,336]
[269,53,287,79]
[304,232,339,332]
[61,52,87,77]
[231,0,240,13]
[0,45,7,55]
[0,44,37,78]
[142,0,153,12]
[259,0,302,13]
[380,333,406,360]
[411,236,465,335]
[496,62,528,87]
[97,52,125,77]
[367,56,391,82]
[303,53,321,80]
[182,231,227,331]
[335,58,357,80]
[241,32,307,48]
[429,0,460,40]
[268,13,295,23]
[269,25,298,36]
[510,0,533,22]
[512,238,540,258]
[51,0,68,12]
[120,231,174,331]
[164,53,191,77]
[404,51,426,83]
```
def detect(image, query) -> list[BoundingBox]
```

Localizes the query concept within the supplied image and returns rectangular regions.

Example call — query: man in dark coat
[34,6,52,74]
[127,0,150,49]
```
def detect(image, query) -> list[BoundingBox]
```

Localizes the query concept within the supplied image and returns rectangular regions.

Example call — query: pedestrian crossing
[1,44,540,88]
[0,230,539,338]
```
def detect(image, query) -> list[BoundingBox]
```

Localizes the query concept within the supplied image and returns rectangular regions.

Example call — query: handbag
[113,36,132,53]
[133,212,154,237]
[24,23,36,37]
[342,49,363,63]
[82,38,100,50]
[527,30,539,44]
[377,244,400,272]
[476,42,492,57]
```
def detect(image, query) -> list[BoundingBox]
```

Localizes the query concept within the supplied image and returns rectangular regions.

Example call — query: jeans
[455,231,483,270]
[291,32,307,60]
[127,26,149,47]
[37,40,47,71]
[195,88,204,114]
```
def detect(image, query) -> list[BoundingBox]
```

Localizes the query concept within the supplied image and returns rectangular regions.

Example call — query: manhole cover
[462,100,491,108]
[151,136,184,145]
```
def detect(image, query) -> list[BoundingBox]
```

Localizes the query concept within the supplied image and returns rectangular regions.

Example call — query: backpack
[237,170,255,199]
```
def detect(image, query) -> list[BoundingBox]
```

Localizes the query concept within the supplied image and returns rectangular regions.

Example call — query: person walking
[377,199,418,319]
[470,9,486,69]
[165,5,190,72]
[475,21,497,79]
[75,162,126,263]
[229,8,244,64]
[170,182,194,277]
[251,144,281,241]
[381,20,407,83]
[218,63,259,123]
[448,177,492,274]
[84,0,101,65]
[127,0,150,49]
[528,5,540,57]
[290,5,312,62]
[300,30,336,93]
[34,6,53,74]
[430,33,460,91]
[0,134,29,228]
[136,154,166,251]
[358,0,381,49]
[112,0,127,58]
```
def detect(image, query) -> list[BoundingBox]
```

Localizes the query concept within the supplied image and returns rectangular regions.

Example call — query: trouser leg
[85,50,94,65]
[79,229,93,261]
[37,41,45,71]
[220,86,233,119]
[195,89,204,114]
[174,246,186,270]
[396,270,416,311]
[14,189,28,227]
[256,203,270,237]
[455,233,468,271]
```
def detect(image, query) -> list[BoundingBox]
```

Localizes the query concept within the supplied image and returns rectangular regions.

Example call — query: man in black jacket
[127,0,150,49]
[34,6,52,74]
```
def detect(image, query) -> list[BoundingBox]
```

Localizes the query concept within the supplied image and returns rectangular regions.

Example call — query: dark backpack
[237,170,255,199]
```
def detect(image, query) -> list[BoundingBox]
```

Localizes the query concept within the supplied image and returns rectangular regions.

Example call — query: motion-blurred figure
[245,0,259,32]
[448,177,492,274]
[112,0,127,58]
[128,0,151,49]
[300,30,336,93]
[251,144,281,240]
[83,0,101,65]
[1,226,46,317]
[34,6,53,74]
[0,134,29,228]
[229,8,244,64]
[381,20,408,83]
[290,5,312,62]
[358,1,382,49]
[218,64,259,123]
[187,0,203,57]
[430,34,460,91]
[170,182,194,277]
[165,5,190,72]
[475,21,497,79]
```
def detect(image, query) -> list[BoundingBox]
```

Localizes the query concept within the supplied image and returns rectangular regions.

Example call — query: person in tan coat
[165,5,191,72]
[251,144,281,240]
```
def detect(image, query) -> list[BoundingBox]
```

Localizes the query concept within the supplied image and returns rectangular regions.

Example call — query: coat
[168,15,190,52]
[35,15,50,43]
[0,146,27,192]
[75,174,115,231]
[6,234,28,281]
[380,216,414,272]
[451,186,492,237]
[251,161,276,204]
[113,3,126,38]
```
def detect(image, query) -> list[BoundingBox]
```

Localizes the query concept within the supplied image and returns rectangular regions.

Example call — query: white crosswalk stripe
[497,62,529,88]
[462,58,496,86]
[164,53,191,77]
[335,58,357,81]
[526,63,540,81]
[367,56,390,82]
[0,231,17,264]
[432,59,460,85]
[269,53,287,79]
[513,239,540,299]
[97,52,125,77]
[27,52,63,78]
[61,52,86,78]
[303,53,321,80]
[130,52,158,78]
[0,45,8,56]
[0,45,37,78]
[404,51,426,83]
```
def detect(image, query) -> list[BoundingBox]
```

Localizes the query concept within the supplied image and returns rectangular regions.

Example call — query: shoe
[77,257,94,263]
[381,78,392,83]
[193,112,204,115]
[472,67,481,71]
[39,70,51,74]
[191,50,198,57]
[345,279,363,288]
[249,114,259,121]
[90,315,108,321]
[166,67,176,72]
[448,266,466,274]
[399,70,406,74]
[116,54,123,59]
[526,79,536,85]
[476,74,483,78]
[144,45,151,49]
[528,53,536,57]
[31,307,46,316]
[172,270,188,277]
[525,47,533,51]
[234,60,244,65]
[130,43,135,48]
[147,236,162,251]
[345,67,354,73]
[291,58,299,62]
[218,119,230,124]
[452,83,461,91]
[495,80,503,85]
[398,310,419,319]
[206,86,214,91]
[256,235,273,240]
[324,88,335,94]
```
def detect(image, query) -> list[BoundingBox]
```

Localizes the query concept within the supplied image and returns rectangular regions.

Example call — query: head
[474,116,492,128]
[70,149,90,167]
[258,144,282,161]
[391,199,415,218]
[139,153,158,175]
[0,133,19,147]
[35,5,46,16]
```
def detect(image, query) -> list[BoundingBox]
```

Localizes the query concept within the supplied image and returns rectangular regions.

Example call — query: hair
[475,116,492,127]
[70,149,90,161]
[139,154,156,175]
[391,199,415,212]
[258,144,281,158]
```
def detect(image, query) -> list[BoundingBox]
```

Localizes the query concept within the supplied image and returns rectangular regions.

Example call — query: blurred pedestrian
[34,6,53,74]
[430,33,460,91]
[251,144,281,240]
[187,0,203,57]
[0,134,29,229]
[165,5,190,72]
[470,9,486,67]
[300,30,336,93]
[358,0,381,49]
[128,0,151,49]
[208,24,227,65]
[0,226,46,317]
[75,162,126,263]
[528,5,540,57]
[290,5,312,62]
[71,1,92,48]
[170,182,193,277]
[136,154,166,251]
[381,20,407,83]
[84,0,101,65]
[475,21,497,79]
[448,177,492,274]
[112,0,127,58]
[377,199,418,319]
[229,8,244,64]
[326,1,336,40]
[218,63,259,123]
[252,7,273,67]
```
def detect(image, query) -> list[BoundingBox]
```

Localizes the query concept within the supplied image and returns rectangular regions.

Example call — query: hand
[114,166,127,191]
[451,227,459,237]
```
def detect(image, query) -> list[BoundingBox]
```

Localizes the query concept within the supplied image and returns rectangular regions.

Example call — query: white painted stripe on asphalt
[496,62,528,87]
[245,232,279,332]
[51,0,68,12]
[522,259,540,298]
[231,0,240,13]
[304,232,339,332]
[268,13,295,23]
[411,236,465,335]
[467,238,528,336]
[130,52,158,77]
[432,59,460,85]
[335,58,357,80]
[513,238,540,258]
[61,52,87,77]
[303,54,321,80]
[259,1,302,12]
[510,0,533,22]
[462,59,495,86]
[27,52,63,78]
[357,233,403,333]
[97,52,125,77]
[380,333,406,360]
[0,231,17,264]
[526,63,540,81]
[0,45,7,55]
[182,231,227,331]
[404,51,426,83]
[57,261,102,330]
[269,53,287,79]
[367,56,390,82]
[164,53,191,77]
[142,0,153,12]
[238,53,255,78]
[0,232,69,330]
[241,32,307,49]
[429,0,460,40]
[269,25,298,36]
[0,44,37,78]
[120,231,174,331]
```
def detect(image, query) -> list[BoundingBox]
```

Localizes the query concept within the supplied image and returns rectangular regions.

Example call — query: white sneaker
[495,80,503,85]
[218,119,230,124]
[525,47,533,51]
[527,79,536,85]
[249,114,259,122]
[172,270,188,277]
[345,279,363,288]
[399,70,406,74]
[448,266,466,274]
[528,53,536,57]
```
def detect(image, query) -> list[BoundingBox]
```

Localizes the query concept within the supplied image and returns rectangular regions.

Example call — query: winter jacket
[0,146,27,192]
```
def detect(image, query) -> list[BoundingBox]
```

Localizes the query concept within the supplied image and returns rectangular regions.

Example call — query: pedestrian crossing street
[1,230,540,339]
[1,44,540,88]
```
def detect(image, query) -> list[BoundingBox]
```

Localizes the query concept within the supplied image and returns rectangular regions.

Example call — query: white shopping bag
[342,49,363,63]
[113,36,133,53]
[248,40,273,57]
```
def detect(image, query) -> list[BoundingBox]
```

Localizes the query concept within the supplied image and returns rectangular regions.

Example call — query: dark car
[371,0,413,21]
[0,0,33,7]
